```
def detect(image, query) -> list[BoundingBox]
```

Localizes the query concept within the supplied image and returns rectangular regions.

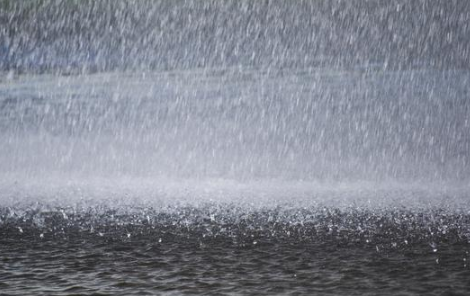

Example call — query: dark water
[1,204,470,295]
[1,67,469,295]
[2,1,470,294]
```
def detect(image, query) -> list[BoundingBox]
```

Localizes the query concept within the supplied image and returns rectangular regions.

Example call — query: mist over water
[1,1,470,295]
[1,67,469,207]
[1,1,469,187]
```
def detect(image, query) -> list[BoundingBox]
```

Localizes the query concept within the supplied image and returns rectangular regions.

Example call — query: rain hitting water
[1,1,470,295]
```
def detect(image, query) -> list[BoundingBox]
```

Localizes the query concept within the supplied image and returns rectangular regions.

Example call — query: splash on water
[1,2,470,294]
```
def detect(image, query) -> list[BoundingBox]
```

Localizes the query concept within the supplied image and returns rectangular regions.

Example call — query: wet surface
[1,204,470,295]
[2,2,470,295]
